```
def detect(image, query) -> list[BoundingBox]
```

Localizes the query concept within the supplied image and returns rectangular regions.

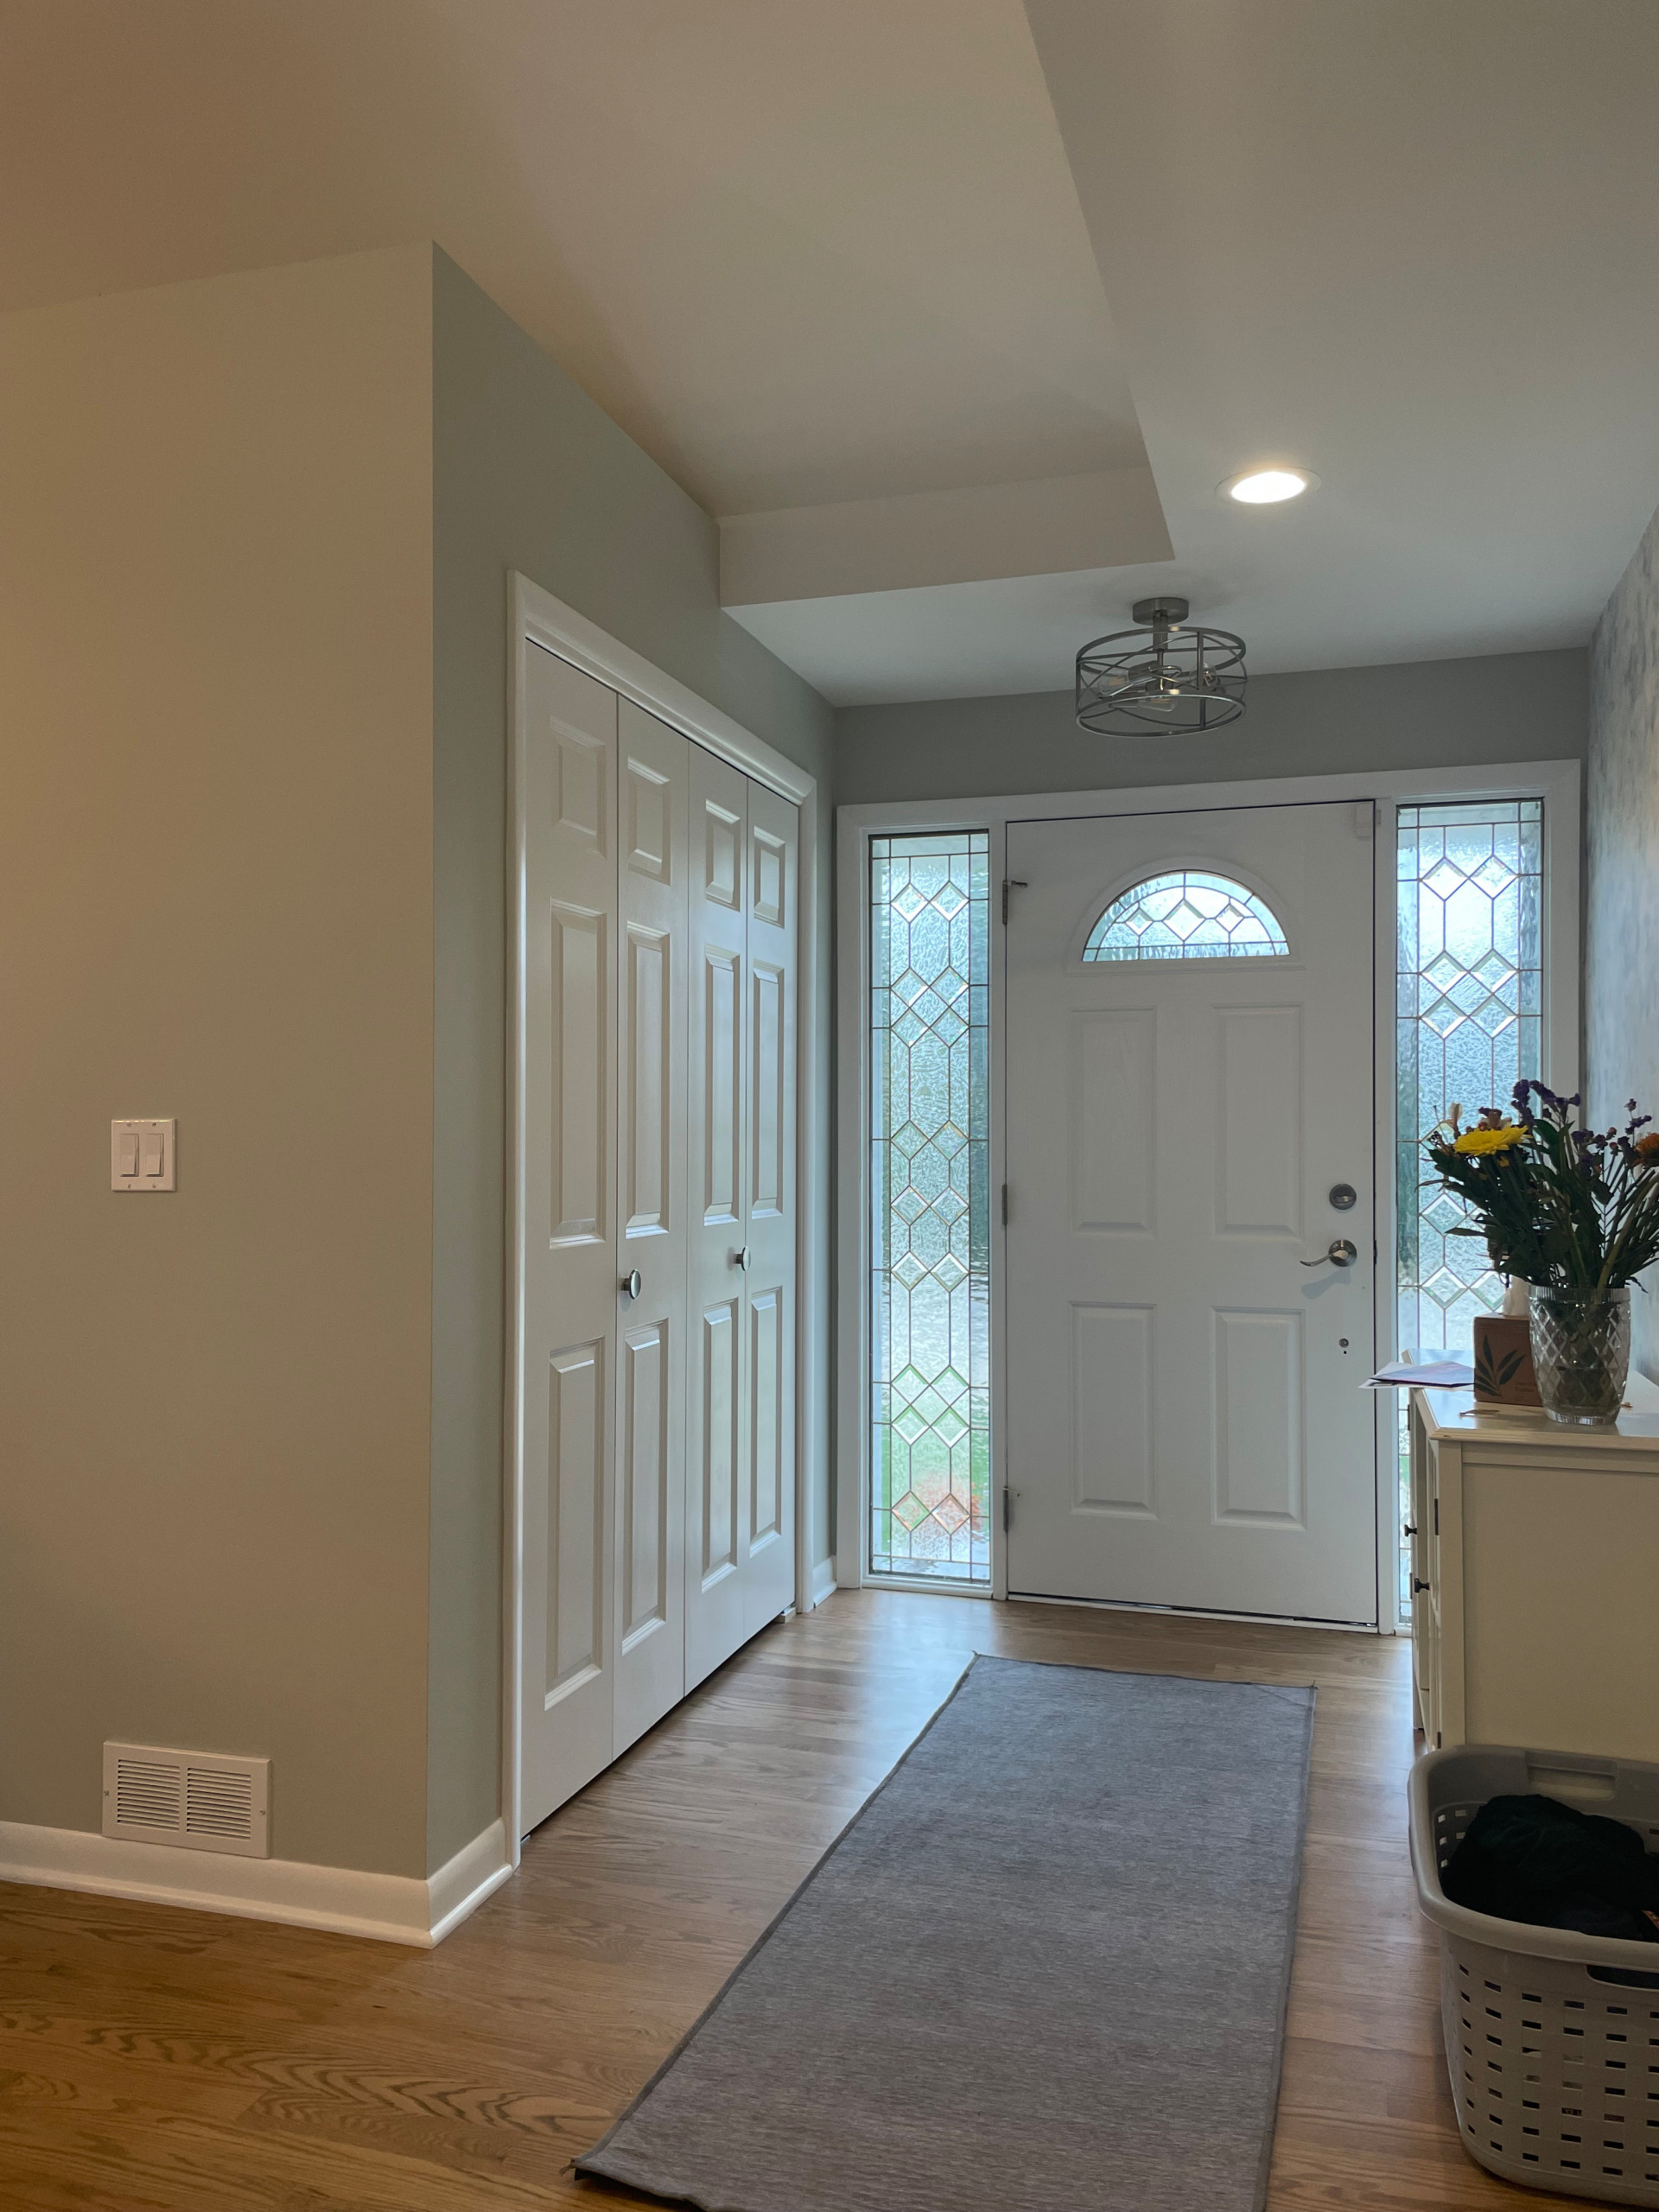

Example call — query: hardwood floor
[1,1588,1578,2209]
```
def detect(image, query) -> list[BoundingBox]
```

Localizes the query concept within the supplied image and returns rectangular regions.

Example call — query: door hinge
[1001,1183,1009,1226]
[1001,1485,1012,1533]
[1001,878,1027,925]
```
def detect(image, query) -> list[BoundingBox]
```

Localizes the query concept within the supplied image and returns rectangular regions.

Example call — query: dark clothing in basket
[1444,1791,1659,1943]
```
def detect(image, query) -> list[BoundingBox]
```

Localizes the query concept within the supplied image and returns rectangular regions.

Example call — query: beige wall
[429,250,837,1866]
[0,247,438,1876]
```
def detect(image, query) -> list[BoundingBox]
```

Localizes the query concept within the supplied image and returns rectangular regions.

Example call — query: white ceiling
[5,0,1659,704]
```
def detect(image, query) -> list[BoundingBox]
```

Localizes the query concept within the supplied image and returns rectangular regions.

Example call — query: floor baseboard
[0,1815,512,1947]
[427,1820,514,1943]
[810,1556,837,1606]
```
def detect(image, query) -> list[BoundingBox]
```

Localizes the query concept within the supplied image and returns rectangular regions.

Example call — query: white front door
[1005,802,1377,1624]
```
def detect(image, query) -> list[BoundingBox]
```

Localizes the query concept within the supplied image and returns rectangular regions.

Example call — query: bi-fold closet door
[518,642,797,1838]
[684,749,798,1691]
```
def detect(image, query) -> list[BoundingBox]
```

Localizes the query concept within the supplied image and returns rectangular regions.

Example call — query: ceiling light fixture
[1075,597,1247,737]
[1221,467,1317,504]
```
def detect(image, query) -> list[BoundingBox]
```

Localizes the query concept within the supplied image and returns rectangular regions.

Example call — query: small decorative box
[1471,1313,1541,1405]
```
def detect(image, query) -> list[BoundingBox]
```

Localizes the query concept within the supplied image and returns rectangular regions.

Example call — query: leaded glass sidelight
[1395,799,1543,1611]
[869,833,990,1584]
[1396,802,1543,1357]
[1084,869,1288,961]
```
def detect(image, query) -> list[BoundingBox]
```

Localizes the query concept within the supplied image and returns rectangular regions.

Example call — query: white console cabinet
[1408,1376,1659,1760]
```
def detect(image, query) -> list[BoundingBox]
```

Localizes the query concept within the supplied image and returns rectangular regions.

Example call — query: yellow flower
[1452,1124,1529,1155]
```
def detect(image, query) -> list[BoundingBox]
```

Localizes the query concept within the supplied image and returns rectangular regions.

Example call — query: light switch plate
[111,1117,175,1191]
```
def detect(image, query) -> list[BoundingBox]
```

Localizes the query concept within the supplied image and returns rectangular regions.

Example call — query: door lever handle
[1301,1238,1358,1268]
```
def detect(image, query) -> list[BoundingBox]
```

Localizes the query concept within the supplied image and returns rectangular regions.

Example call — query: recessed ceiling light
[1221,467,1318,505]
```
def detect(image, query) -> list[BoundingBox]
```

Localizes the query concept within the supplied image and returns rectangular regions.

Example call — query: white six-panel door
[519,645,798,1832]
[685,748,751,1685]
[741,781,799,1647]
[1005,802,1377,1625]
[684,756,798,1688]
[520,646,621,1827]
[613,699,690,1751]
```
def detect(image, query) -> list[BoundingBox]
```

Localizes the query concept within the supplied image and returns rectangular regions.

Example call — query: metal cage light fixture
[1075,595,1247,737]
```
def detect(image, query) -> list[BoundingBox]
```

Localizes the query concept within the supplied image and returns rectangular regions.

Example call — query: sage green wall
[1586,500,1659,1387]
[0,238,836,1892]
[834,648,1587,805]
[0,247,438,1877]
[429,249,836,1867]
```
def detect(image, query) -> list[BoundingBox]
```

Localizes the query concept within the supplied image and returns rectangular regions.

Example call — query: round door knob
[620,1268,642,1300]
[733,1246,751,1273]
[1300,1237,1359,1268]
[1413,1577,1430,1595]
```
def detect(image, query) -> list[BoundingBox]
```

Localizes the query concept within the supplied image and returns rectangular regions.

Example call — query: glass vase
[1526,1285,1632,1427]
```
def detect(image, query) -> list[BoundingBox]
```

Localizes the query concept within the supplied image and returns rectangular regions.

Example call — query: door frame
[505,573,825,1862]
[836,758,1580,1630]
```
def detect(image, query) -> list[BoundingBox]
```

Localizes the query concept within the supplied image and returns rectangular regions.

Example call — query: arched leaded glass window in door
[1083,869,1289,961]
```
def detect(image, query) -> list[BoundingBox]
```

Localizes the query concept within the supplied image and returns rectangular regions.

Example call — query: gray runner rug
[576,1656,1314,2212]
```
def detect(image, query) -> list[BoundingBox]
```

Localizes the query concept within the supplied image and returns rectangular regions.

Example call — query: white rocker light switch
[112,1118,175,1191]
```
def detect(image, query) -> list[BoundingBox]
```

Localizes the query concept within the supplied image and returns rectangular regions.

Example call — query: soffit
[0,0,1145,517]
[735,0,1659,697]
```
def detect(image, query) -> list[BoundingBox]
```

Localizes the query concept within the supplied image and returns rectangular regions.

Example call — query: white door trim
[836,758,1581,1633]
[506,574,824,1866]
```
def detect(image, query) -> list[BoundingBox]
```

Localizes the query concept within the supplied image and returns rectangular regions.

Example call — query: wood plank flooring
[1,1589,1578,2209]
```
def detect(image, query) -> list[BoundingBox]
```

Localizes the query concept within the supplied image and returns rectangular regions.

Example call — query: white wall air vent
[102,1743,270,1858]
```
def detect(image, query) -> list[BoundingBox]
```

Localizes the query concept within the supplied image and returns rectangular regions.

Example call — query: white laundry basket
[1409,1745,1659,2207]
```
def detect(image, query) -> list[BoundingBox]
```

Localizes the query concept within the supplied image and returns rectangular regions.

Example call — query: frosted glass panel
[1395,798,1543,1618]
[1084,870,1287,962]
[869,833,989,1584]
[1395,802,1542,1358]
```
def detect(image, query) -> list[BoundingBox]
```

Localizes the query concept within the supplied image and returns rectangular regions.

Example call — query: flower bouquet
[1423,1081,1659,1425]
